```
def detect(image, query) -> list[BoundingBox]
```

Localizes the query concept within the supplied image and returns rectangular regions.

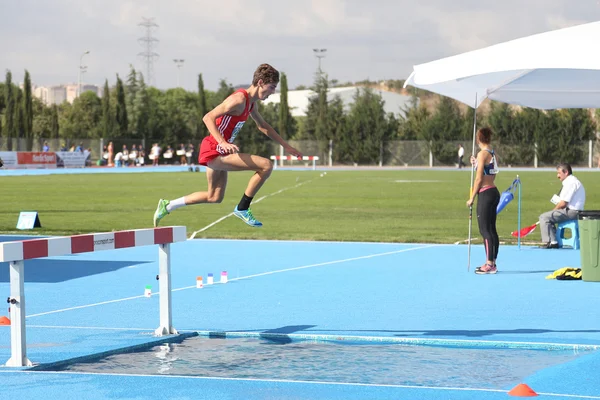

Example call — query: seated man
[539,163,585,249]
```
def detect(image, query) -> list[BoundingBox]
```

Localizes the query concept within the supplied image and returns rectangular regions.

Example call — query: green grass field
[1,169,598,244]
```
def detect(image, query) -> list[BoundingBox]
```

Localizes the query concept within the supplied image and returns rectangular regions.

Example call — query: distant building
[47,86,67,105]
[32,84,100,105]
[33,86,49,104]
[263,87,416,118]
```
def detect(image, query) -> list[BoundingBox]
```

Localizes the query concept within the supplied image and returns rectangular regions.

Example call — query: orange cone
[0,316,10,325]
[508,383,538,397]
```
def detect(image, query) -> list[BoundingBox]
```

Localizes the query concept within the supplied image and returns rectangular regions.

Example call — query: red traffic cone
[508,383,538,397]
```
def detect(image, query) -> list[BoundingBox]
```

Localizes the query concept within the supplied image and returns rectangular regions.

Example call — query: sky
[1,0,599,92]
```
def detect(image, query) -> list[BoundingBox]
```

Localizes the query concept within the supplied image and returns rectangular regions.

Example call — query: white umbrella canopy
[404,20,600,110]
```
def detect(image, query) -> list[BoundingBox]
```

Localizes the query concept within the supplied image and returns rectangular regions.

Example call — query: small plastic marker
[508,383,538,397]
[207,273,214,285]
[0,316,10,325]
[144,285,152,297]
[221,271,228,284]
[196,276,203,288]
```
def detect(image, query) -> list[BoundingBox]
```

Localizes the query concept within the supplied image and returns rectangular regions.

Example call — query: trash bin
[578,211,600,282]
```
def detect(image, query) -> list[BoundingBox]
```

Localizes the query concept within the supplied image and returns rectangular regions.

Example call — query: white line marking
[394,180,445,183]
[1,370,599,399]
[189,176,319,239]
[25,245,438,318]
[26,294,149,318]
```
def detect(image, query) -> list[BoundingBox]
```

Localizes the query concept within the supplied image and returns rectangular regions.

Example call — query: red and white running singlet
[198,89,255,166]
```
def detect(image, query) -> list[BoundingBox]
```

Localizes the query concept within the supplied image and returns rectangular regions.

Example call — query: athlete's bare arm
[250,107,302,157]
[202,92,246,153]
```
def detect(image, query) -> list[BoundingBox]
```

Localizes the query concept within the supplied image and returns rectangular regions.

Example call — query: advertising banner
[55,151,87,168]
[0,151,18,169]
[16,152,57,169]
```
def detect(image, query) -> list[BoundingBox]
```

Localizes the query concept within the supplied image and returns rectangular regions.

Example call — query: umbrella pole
[517,175,522,249]
[468,93,478,272]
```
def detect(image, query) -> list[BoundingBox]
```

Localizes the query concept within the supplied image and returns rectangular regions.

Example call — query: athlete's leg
[208,153,273,197]
[181,168,228,205]
[209,153,272,227]
[153,167,228,227]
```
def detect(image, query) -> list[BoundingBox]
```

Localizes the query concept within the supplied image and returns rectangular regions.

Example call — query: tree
[237,102,276,157]
[15,88,25,150]
[314,74,329,142]
[115,75,128,136]
[340,88,390,164]
[328,96,346,162]
[32,98,52,139]
[4,71,14,150]
[133,73,150,140]
[298,73,328,140]
[278,72,292,139]
[24,70,33,150]
[398,92,430,140]
[197,73,208,138]
[511,108,544,166]
[101,79,112,138]
[67,91,102,138]
[51,104,59,139]
[209,79,234,109]
[126,65,139,136]
[420,96,464,165]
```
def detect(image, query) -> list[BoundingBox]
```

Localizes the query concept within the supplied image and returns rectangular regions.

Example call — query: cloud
[1,0,599,90]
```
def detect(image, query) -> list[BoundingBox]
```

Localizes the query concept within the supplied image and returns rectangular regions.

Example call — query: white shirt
[560,174,585,211]
[458,147,464,157]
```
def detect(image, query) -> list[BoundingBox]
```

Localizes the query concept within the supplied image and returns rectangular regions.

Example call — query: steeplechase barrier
[0,226,187,367]
[270,155,319,170]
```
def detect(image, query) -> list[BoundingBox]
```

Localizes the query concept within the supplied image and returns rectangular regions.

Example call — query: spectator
[457,144,465,169]
[129,144,138,166]
[137,147,146,166]
[539,163,586,249]
[108,141,114,166]
[115,151,124,167]
[102,145,109,166]
[163,145,174,164]
[121,145,129,166]
[76,142,84,152]
[84,148,92,167]
[150,143,161,166]
[177,143,186,165]
[186,142,195,165]
[42,141,50,152]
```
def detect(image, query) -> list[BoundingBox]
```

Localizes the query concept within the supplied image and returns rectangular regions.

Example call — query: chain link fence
[2,137,600,168]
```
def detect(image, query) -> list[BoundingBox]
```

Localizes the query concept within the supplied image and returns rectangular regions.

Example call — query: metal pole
[78,50,90,98]
[173,59,185,88]
[312,48,327,75]
[6,261,32,367]
[155,243,177,336]
[467,93,478,272]
[517,175,522,250]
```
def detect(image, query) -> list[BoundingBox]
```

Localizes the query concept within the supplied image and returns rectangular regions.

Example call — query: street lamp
[173,59,185,87]
[78,50,90,98]
[313,48,327,74]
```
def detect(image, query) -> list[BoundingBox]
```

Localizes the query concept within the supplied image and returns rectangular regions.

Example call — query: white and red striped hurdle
[0,226,186,367]
[270,155,319,170]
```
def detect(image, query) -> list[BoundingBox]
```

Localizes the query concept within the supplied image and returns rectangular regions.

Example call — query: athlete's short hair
[252,64,279,86]
[477,127,493,145]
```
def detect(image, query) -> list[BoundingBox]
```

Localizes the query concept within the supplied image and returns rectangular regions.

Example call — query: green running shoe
[233,206,263,227]
[153,199,170,227]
